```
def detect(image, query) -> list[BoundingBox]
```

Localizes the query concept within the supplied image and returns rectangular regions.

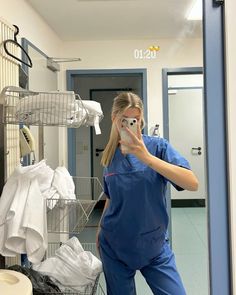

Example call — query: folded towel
[15,91,80,125]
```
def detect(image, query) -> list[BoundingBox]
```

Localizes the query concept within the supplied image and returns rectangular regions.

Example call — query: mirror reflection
[25,1,208,294]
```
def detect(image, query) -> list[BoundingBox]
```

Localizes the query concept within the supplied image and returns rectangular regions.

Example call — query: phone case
[120,118,138,153]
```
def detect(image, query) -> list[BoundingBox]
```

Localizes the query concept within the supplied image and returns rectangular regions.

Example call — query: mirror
[166,71,208,295]
[25,1,208,294]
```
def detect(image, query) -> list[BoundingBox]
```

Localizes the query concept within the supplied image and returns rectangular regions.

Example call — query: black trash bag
[8,265,62,294]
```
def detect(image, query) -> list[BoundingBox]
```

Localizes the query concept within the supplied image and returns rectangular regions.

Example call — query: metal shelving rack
[0,86,105,294]
[0,86,103,128]
[47,176,104,234]
[0,86,88,127]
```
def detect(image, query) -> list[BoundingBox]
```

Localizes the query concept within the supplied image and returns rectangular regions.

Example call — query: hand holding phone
[120,117,138,154]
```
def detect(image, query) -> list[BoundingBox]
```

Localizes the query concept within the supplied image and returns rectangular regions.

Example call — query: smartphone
[120,117,138,154]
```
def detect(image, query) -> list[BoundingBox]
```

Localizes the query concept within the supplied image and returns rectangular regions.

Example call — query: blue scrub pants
[99,233,186,295]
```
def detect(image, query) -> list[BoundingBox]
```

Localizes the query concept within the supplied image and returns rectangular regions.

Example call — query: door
[169,88,206,200]
[203,1,231,294]
[67,70,146,178]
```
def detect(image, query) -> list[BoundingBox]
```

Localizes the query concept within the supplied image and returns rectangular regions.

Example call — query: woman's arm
[143,154,198,191]
[96,197,110,250]
[120,126,199,191]
[98,197,110,228]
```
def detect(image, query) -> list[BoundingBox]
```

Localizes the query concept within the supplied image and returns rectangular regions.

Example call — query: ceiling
[26,0,202,41]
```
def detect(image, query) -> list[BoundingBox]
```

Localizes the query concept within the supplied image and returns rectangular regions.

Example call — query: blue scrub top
[100,135,190,269]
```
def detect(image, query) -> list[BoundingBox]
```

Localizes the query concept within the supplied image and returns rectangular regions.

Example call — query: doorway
[163,67,209,294]
[67,69,147,186]
[168,75,206,204]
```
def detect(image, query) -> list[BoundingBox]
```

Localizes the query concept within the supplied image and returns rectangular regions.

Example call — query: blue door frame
[203,1,231,294]
[66,69,147,177]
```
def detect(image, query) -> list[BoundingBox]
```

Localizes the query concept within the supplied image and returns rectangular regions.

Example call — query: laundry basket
[44,177,105,294]
[39,276,101,295]
[42,242,105,295]
[46,177,104,234]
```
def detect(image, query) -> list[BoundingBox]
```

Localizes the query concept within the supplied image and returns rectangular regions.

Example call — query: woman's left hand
[119,125,151,163]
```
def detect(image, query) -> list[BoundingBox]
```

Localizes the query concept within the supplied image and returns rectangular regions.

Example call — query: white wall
[168,74,203,88]
[58,38,203,176]
[225,1,236,293]
[59,38,203,134]
[0,0,62,56]
[0,1,203,172]
[168,75,205,201]
[0,0,65,168]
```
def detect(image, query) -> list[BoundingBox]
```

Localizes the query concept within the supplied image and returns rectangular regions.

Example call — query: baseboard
[171,199,205,207]
[95,199,206,209]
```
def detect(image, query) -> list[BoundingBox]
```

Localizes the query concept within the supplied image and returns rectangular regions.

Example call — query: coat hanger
[3,25,33,68]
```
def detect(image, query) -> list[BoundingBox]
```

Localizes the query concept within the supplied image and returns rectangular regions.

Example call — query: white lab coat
[0,160,53,263]
[46,166,76,209]
[0,160,77,263]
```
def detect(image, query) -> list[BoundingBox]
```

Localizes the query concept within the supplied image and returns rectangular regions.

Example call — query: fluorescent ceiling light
[187,0,202,20]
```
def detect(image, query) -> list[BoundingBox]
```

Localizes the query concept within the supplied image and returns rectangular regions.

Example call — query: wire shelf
[0,86,91,127]
[47,177,104,234]
[37,275,101,295]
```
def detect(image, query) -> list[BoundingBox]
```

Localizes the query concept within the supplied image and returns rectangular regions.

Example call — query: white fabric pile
[15,91,82,125]
[11,87,104,133]
[0,160,76,263]
[45,166,76,209]
[33,237,102,292]
[81,100,103,134]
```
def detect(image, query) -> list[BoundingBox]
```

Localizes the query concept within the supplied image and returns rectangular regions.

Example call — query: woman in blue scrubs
[97,92,199,295]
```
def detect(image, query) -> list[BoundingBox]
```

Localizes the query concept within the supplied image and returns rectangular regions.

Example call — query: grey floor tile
[171,217,207,255]
[175,253,209,295]
[172,207,209,295]
[135,271,153,295]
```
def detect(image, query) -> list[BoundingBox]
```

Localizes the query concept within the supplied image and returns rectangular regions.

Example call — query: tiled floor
[171,208,209,295]
[79,207,209,295]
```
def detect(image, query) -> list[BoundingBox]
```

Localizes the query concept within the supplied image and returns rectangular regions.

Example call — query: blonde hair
[101,92,145,167]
